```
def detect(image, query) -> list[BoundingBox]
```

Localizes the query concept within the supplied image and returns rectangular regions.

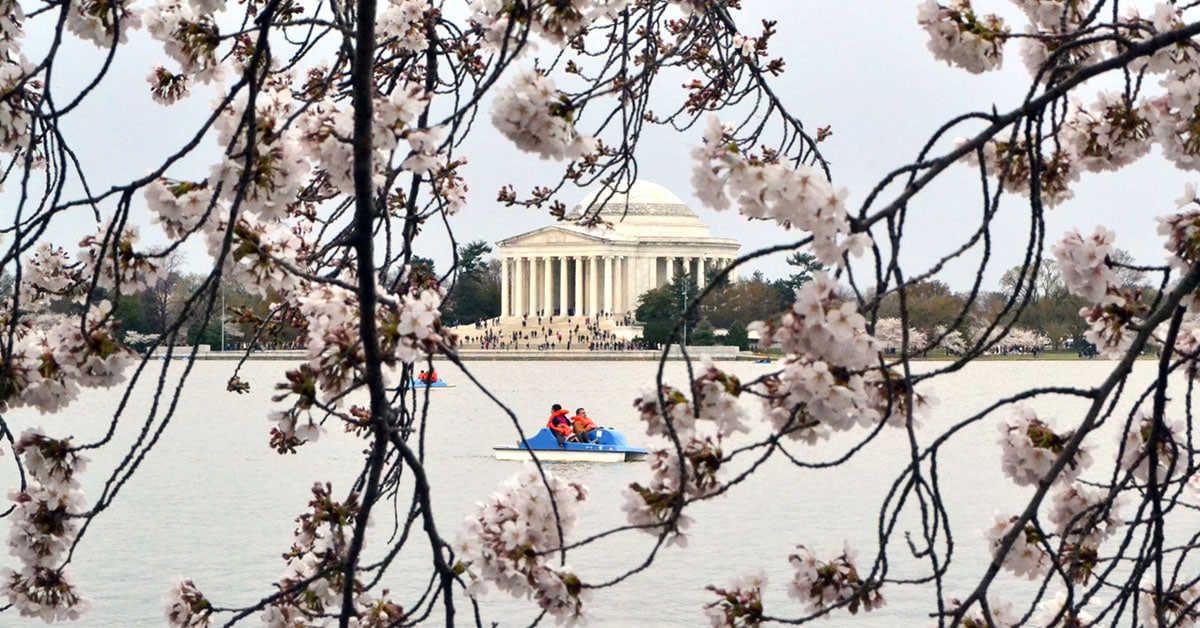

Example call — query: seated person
[546,404,572,447]
[571,408,598,443]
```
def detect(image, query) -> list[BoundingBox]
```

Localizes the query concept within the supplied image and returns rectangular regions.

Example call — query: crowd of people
[545,404,599,447]
[455,313,649,351]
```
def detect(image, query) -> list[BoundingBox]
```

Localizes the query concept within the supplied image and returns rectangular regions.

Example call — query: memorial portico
[495,181,740,320]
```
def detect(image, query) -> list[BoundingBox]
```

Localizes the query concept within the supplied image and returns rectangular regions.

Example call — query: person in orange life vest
[417,370,439,383]
[571,408,598,443]
[546,404,572,448]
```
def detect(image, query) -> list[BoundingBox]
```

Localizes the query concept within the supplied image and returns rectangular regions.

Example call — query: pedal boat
[493,427,649,462]
[410,378,453,389]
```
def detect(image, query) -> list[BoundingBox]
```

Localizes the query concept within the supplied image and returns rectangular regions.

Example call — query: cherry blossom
[982,513,1047,580]
[492,69,595,161]
[787,543,883,615]
[622,437,721,548]
[2,431,89,621]
[1047,483,1121,549]
[1139,582,1200,628]
[1034,589,1095,626]
[1060,93,1153,174]
[691,117,867,267]
[164,578,212,627]
[1053,227,1119,303]
[66,0,140,48]
[945,596,1016,626]
[703,570,766,627]
[916,0,1008,74]
[78,223,168,295]
[1119,412,1183,485]
[997,405,1091,487]
[453,463,590,624]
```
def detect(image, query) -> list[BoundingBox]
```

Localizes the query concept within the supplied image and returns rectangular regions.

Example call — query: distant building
[495,180,740,319]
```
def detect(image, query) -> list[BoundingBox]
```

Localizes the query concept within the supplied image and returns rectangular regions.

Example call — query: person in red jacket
[571,408,598,443]
[546,404,572,447]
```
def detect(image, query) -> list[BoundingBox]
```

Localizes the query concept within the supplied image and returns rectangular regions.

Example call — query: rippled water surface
[1,357,1179,626]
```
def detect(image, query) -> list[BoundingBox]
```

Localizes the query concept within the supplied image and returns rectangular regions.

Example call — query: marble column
[626,256,636,313]
[665,256,675,284]
[697,257,706,289]
[528,256,538,317]
[559,256,569,316]
[574,256,584,317]
[500,257,510,318]
[603,255,614,315]
[543,256,554,316]
[611,256,622,314]
[588,256,599,317]
[513,257,524,318]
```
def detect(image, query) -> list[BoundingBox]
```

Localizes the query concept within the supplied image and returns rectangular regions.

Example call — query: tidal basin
[0,357,1174,626]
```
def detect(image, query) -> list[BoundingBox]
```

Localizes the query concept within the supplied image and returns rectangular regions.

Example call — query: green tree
[877,280,968,337]
[706,272,790,330]
[770,251,824,303]
[691,318,716,346]
[442,241,501,324]
[635,272,700,345]
[724,324,750,350]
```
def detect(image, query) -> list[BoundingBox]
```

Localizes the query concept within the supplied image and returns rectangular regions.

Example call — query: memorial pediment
[498,226,613,248]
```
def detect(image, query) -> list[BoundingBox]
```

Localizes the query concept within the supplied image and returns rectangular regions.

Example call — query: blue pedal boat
[493,427,649,462]
[410,378,453,389]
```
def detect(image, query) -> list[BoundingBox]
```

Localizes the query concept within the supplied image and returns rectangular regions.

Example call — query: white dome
[569,180,697,220]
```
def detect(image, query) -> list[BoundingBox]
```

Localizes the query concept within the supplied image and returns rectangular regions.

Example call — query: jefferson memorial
[494,181,740,320]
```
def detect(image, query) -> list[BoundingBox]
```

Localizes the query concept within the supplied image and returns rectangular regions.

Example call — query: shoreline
[154,347,756,362]
[152,348,1131,363]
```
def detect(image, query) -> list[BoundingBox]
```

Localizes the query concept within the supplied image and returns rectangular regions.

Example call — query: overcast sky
[37,1,1194,294]
[435,1,1191,293]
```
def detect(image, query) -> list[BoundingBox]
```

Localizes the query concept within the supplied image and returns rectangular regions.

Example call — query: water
[0,358,1180,625]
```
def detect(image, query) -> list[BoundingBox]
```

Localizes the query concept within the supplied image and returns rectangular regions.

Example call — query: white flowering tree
[6,0,1200,626]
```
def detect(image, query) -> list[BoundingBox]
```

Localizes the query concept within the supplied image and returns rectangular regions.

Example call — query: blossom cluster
[622,435,722,548]
[66,0,140,48]
[453,463,590,624]
[163,579,212,627]
[1119,412,1183,485]
[982,514,1047,580]
[491,69,596,161]
[787,543,883,615]
[1052,226,1147,358]
[691,117,867,267]
[703,571,766,627]
[469,0,628,49]
[749,273,927,443]
[959,128,1078,207]
[945,596,1017,626]
[984,400,1129,589]
[0,300,135,415]
[1046,482,1119,584]
[1,430,89,622]
[1139,582,1200,628]
[997,405,1091,487]
[77,223,169,295]
[622,359,747,546]
[0,55,37,157]
[917,0,1009,74]
[258,483,354,625]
